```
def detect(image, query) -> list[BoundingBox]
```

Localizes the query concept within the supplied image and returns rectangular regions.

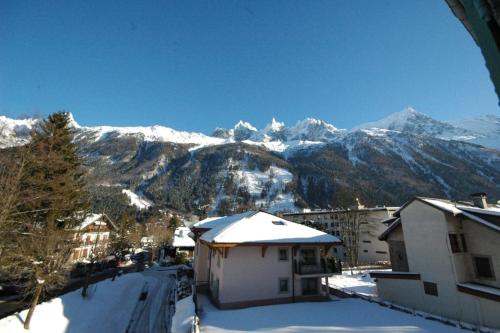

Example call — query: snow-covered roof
[76,214,115,231]
[199,211,340,245]
[457,205,500,217]
[172,227,195,248]
[390,197,500,235]
[192,212,255,230]
[420,198,463,215]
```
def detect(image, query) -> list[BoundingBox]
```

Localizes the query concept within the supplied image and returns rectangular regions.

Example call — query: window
[363,250,368,253]
[301,278,318,295]
[376,251,388,254]
[217,254,221,267]
[279,278,289,293]
[333,247,337,253]
[278,248,289,261]
[362,240,371,243]
[474,256,495,279]
[423,281,438,296]
[449,234,460,253]
[449,233,467,253]
[272,221,285,225]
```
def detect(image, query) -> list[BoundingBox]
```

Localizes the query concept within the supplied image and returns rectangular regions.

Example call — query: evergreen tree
[110,212,135,258]
[5,112,89,329]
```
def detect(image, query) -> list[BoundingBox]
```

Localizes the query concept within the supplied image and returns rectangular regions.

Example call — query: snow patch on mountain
[211,161,297,214]
[122,189,152,210]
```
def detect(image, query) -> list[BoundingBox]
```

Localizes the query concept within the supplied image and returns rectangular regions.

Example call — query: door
[301,277,318,295]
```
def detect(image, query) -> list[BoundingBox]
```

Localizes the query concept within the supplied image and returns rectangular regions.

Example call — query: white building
[191,211,341,309]
[72,214,117,261]
[282,205,398,264]
[372,194,500,329]
[172,226,195,257]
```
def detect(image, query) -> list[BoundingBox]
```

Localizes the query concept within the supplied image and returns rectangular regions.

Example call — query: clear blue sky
[1,0,498,133]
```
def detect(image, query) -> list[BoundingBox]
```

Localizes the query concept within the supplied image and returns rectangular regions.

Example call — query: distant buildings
[172,226,195,257]
[372,194,500,329]
[190,211,341,309]
[72,214,117,261]
[282,204,398,265]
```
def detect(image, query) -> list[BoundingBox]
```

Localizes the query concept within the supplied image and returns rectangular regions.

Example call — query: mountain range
[1,107,499,215]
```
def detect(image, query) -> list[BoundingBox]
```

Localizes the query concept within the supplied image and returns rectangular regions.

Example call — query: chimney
[470,193,488,209]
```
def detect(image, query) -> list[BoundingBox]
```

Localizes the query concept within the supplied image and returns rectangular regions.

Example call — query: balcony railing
[295,258,341,275]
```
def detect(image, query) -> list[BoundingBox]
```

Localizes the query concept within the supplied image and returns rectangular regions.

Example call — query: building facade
[282,205,398,264]
[372,195,500,329]
[72,214,117,261]
[191,211,341,309]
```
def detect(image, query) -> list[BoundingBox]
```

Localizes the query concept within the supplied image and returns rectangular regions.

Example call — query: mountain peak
[234,120,257,131]
[264,118,285,132]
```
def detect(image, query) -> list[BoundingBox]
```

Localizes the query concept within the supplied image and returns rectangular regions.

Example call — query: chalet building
[282,204,398,264]
[371,194,500,329]
[72,214,117,261]
[190,211,341,309]
[172,226,195,257]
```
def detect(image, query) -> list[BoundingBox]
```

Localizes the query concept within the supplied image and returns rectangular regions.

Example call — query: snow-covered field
[323,269,388,297]
[199,295,467,333]
[0,273,146,333]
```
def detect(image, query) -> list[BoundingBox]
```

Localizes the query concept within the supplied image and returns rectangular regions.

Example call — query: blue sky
[1,0,498,133]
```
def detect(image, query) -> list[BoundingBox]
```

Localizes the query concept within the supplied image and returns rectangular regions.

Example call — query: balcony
[295,259,341,276]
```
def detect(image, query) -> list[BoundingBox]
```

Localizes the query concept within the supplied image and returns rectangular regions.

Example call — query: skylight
[272,221,286,226]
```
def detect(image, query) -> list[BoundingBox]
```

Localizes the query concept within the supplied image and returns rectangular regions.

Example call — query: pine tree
[110,212,135,258]
[5,112,89,329]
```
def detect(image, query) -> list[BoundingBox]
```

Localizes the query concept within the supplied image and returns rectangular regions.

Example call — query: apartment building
[371,194,500,329]
[191,211,341,309]
[282,204,398,264]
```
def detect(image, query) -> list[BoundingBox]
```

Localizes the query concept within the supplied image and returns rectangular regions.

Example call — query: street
[126,268,177,333]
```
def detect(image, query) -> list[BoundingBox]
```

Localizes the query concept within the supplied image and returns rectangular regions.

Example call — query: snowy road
[127,269,176,333]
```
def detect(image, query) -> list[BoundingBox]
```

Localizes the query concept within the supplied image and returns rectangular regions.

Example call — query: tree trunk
[24,282,43,330]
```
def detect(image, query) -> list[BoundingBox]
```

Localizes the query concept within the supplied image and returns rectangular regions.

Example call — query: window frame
[278,248,289,262]
[278,277,289,293]
[473,255,495,280]
[423,281,439,296]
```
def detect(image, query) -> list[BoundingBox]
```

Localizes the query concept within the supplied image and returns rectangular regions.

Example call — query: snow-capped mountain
[355,107,500,149]
[448,114,500,150]
[1,109,499,215]
[0,115,39,148]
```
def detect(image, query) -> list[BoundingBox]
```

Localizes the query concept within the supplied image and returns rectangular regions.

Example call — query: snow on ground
[323,269,389,297]
[122,189,153,210]
[199,295,467,333]
[171,295,196,333]
[0,273,146,333]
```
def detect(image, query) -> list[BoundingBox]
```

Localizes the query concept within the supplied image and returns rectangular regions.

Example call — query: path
[127,268,176,333]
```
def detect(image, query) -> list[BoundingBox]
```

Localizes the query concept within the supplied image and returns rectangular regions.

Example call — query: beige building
[191,211,341,309]
[72,214,117,261]
[282,205,398,264]
[372,194,500,329]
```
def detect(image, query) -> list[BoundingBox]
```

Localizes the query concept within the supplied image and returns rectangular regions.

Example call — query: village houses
[72,213,117,261]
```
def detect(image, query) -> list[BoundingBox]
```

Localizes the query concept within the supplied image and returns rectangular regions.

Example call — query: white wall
[219,246,294,304]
